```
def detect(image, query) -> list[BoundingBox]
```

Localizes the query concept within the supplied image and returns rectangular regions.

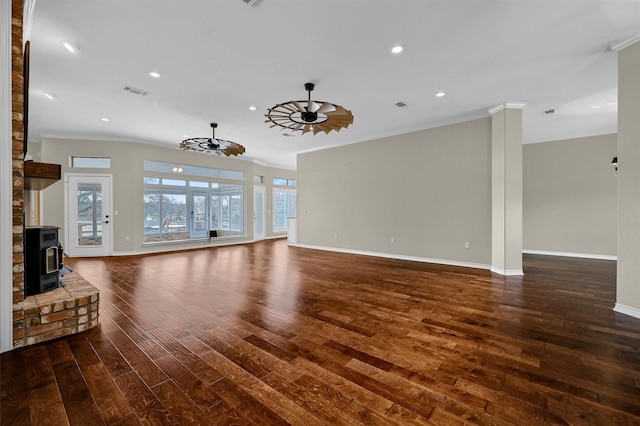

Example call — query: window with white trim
[71,156,111,168]
[273,187,296,233]
[143,161,246,243]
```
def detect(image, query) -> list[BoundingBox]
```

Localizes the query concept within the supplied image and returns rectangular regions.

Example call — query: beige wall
[616,41,640,316]
[38,138,295,255]
[297,118,492,266]
[523,134,617,257]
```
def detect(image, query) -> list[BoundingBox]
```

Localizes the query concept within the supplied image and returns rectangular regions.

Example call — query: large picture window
[210,184,245,237]
[144,177,245,243]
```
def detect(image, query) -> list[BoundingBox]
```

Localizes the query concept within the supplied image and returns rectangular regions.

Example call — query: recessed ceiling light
[249,105,257,111]
[43,93,57,100]
[100,117,110,122]
[149,71,161,78]
[435,91,445,97]
[60,40,78,53]
[391,45,403,54]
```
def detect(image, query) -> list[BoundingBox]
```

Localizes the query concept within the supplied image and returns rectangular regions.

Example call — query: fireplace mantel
[24,161,61,190]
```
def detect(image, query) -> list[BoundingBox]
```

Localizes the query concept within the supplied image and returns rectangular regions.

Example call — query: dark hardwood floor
[2,239,640,425]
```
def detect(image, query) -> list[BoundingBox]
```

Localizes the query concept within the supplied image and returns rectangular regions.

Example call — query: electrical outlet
[125,235,130,242]
[334,233,339,239]
[391,237,396,244]
[465,242,470,249]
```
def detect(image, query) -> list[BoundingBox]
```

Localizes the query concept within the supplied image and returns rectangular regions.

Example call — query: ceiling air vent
[122,85,149,96]
[241,0,263,7]
[543,109,555,116]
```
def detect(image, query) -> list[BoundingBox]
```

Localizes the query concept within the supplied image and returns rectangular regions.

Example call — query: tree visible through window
[144,178,245,242]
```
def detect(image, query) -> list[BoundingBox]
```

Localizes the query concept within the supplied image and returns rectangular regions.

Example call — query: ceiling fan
[180,123,245,157]
[265,83,354,135]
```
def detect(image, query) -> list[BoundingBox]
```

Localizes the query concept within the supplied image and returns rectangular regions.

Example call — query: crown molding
[608,33,640,52]
[488,102,527,115]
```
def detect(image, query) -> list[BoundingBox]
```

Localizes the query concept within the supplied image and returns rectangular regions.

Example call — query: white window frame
[273,187,296,233]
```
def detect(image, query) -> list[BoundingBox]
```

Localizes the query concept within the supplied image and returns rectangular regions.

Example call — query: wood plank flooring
[2,239,640,425]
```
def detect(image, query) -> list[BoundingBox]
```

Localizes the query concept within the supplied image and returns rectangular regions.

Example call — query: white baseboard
[490,267,524,276]
[264,235,287,241]
[294,244,492,271]
[613,303,640,320]
[523,249,617,261]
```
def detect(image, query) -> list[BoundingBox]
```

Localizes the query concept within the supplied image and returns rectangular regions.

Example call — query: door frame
[64,173,113,257]
[253,185,266,241]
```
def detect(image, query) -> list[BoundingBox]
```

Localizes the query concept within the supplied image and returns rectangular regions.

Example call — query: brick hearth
[20,272,99,346]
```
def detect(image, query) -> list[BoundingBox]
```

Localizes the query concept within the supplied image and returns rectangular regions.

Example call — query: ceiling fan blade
[291,101,306,112]
[308,100,320,113]
[327,105,348,115]
[275,103,297,113]
[316,102,336,114]
[319,121,340,132]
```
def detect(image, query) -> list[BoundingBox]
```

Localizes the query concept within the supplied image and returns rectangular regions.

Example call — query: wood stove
[24,226,61,296]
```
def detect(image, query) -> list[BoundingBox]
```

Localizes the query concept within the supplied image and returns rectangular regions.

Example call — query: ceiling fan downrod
[302,83,318,123]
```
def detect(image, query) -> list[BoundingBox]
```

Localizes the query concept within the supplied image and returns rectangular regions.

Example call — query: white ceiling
[26,0,640,170]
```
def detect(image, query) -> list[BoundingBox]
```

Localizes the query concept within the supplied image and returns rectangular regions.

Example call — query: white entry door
[253,185,265,241]
[65,174,112,257]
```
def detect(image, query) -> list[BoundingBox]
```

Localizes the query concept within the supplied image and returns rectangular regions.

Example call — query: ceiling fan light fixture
[180,123,245,157]
[265,83,353,136]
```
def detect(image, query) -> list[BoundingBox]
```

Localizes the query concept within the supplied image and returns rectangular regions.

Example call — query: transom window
[273,177,296,187]
[71,156,111,168]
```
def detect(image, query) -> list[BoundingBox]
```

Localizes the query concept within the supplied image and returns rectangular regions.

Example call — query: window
[273,177,296,187]
[254,175,264,183]
[273,188,296,233]
[144,160,245,181]
[210,184,245,236]
[144,176,245,243]
[144,189,187,241]
[71,156,111,168]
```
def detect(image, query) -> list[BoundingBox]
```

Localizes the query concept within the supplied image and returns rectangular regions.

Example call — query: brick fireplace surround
[11,0,99,349]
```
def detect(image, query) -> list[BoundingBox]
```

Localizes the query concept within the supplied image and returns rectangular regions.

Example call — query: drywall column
[490,103,525,275]
[0,0,13,353]
[614,37,640,319]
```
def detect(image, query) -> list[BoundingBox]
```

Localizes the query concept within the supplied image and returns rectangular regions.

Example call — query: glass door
[189,191,208,239]
[66,175,112,257]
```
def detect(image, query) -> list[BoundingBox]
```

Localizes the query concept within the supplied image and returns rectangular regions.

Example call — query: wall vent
[122,85,149,96]
[241,0,263,7]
